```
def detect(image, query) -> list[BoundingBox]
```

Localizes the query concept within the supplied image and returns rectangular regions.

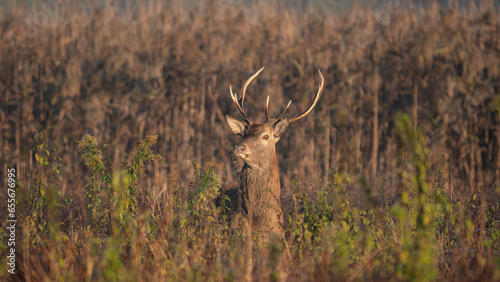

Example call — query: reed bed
[0,0,499,280]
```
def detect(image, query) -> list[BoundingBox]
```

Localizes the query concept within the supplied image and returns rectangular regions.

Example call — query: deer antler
[266,95,271,123]
[230,85,253,124]
[275,69,325,124]
[240,67,264,109]
[274,100,292,123]
[231,68,324,125]
[229,67,265,124]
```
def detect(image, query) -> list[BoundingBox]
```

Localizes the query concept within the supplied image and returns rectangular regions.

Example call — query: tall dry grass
[0,0,499,281]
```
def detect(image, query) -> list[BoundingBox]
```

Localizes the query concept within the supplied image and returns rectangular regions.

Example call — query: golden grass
[0,0,499,281]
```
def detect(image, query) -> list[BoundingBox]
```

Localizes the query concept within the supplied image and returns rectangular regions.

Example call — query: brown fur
[223,67,322,239]
[239,153,283,236]
[224,117,288,238]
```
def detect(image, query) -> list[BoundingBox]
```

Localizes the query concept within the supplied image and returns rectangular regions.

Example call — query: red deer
[224,67,324,239]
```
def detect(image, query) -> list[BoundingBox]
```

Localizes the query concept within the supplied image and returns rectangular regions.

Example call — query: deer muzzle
[233,144,248,159]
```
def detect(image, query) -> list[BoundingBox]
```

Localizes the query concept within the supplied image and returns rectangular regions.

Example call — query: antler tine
[240,67,265,109]
[288,69,325,123]
[274,100,292,124]
[230,85,253,124]
[265,95,270,123]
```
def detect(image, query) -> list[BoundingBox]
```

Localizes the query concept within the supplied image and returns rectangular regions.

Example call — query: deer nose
[234,144,246,153]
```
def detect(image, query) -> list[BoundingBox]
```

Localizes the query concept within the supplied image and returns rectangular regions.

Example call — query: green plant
[393,113,437,281]
[30,130,63,237]
[78,134,161,232]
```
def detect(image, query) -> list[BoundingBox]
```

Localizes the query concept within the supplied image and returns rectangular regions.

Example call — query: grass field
[1,0,500,280]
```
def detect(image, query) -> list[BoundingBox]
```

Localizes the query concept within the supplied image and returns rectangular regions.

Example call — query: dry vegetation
[1,0,500,281]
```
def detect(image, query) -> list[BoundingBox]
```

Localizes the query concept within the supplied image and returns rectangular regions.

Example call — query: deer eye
[263,135,269,140]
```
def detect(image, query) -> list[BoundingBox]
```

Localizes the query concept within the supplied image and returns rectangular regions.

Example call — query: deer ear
[225,115,246,135]
[273,118,289,138]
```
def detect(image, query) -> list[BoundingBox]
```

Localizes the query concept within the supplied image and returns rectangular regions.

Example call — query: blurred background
[1,1,500,280]
[0,0,499,200]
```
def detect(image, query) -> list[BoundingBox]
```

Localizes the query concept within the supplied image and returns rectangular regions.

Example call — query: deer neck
[241,151,280,190]
[240,151,282,235]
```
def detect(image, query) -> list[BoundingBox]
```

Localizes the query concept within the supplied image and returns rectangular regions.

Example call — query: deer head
[225,67,325,169]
